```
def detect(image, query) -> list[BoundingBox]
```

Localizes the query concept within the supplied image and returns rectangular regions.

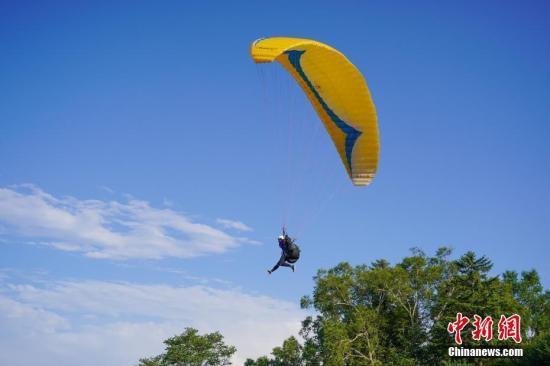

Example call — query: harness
[283,238,300,262]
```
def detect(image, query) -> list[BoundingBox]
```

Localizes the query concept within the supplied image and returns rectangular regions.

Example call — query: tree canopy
[138,327,236,366]
[247,248,549,365]
[139,248,549,365]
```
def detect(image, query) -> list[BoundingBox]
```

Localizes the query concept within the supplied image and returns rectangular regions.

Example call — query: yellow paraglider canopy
[251,37,379,186]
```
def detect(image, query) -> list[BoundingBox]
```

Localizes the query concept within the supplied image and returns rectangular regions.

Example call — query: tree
[246,337,303,366]
[296,249,546,365]
[272,336,303,365]
[139,249,548,365]
[428,252,524,364]
[137,328,236,366]
[503,269,550,338]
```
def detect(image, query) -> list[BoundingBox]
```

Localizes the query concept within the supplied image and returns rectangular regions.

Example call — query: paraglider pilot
[268,228,300,274]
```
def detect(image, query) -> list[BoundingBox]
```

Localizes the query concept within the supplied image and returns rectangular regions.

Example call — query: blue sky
[1,1,549,364]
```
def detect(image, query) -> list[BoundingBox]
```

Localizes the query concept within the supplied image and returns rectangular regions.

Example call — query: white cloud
[217,218,253,232]
[0,185,255,260]
[99,186,115,194]
[0,279,306,365]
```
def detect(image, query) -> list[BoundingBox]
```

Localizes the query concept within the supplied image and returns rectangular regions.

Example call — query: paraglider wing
[251,37,379,186]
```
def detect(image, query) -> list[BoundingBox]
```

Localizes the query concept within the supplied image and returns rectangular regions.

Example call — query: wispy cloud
[98,186,114,194]
[0,185,255,260]
[0,279,306,365]
[217,218,253,232]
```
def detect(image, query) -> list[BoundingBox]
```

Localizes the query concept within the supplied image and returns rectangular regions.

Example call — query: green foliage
[255,356,271,366]
[138,356,162,366]
[262,248,548,365]
[243,356,271,366]
[428,254,530,365]
[503,269,550,337]
[519,331,550,364]
[138,249,549,366]
[272,336,302,365]
[137,327,236,366]
[246,337,304,366]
